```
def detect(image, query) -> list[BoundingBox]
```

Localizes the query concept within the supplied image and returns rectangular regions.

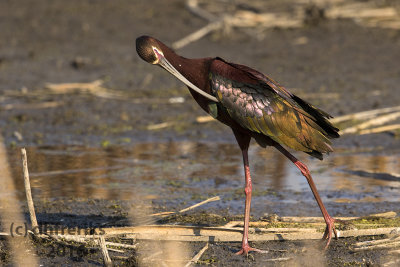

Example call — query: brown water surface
[7,143,400,216]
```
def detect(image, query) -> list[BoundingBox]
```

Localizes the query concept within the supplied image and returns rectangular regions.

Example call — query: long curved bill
[158,57,218,102]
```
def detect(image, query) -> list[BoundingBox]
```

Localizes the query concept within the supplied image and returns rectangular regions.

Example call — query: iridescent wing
[210,58,339,157]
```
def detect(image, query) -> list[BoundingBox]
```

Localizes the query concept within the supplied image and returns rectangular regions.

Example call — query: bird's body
[209,58,338,159]
[136,36,339,255]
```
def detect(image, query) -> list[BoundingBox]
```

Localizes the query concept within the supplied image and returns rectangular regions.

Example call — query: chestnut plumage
[136,35,339,255]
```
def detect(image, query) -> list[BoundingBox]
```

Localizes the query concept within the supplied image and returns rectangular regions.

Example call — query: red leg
[236,147,256,255]
[233,131,267,255]
[274,144,337,248]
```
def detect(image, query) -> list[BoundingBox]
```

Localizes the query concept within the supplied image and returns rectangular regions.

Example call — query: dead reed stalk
[21,148,39,235]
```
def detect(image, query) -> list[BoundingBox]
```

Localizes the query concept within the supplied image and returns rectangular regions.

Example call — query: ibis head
[136,36,217,102]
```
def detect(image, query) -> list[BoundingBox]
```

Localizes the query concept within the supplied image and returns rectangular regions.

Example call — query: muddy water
[7,143,400,217]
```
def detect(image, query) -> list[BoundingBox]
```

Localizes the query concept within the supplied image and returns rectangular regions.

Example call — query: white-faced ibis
[136,36,340,255]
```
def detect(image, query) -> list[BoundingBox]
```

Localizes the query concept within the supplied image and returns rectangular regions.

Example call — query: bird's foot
[322,215,338,249]
[236,244,268,256]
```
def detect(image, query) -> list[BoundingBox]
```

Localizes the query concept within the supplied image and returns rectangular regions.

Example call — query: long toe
[236,245,268,256]
[322,217,336,249]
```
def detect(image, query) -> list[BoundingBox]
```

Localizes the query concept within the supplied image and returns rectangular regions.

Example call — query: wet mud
[1,0,400,266]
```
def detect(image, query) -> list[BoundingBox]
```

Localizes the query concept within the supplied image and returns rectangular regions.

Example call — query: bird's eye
[152,47,164,61]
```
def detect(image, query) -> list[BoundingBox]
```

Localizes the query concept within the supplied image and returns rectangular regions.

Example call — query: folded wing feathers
[211,73,337,158]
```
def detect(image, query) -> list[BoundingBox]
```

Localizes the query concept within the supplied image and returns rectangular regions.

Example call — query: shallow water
[7,142,400,216]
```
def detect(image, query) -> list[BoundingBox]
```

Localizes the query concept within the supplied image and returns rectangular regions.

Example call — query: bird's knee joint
[295,161,310,177]
[244,185,252,195]
[301,168,310,177]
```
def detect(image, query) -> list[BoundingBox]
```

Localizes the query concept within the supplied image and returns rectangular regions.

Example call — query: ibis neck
[179,57,215,110]
[163,49,214,110]
[170,55,213,94]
